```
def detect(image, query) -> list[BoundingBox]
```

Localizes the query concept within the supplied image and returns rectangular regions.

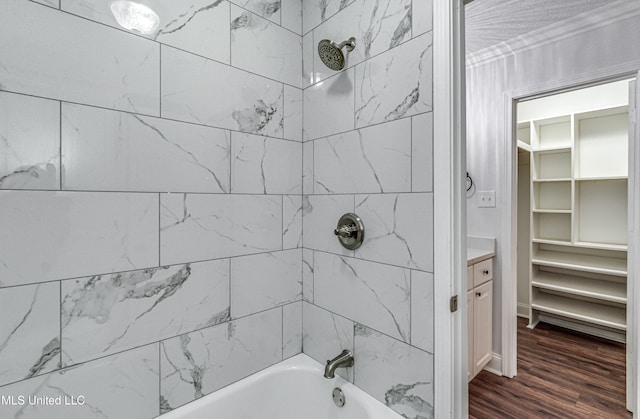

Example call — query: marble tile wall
[0,0,435,417]
[0,0,302,417]
[300,1,435,418]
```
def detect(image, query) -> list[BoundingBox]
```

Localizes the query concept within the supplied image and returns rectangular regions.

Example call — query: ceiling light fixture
[110,1,160,35]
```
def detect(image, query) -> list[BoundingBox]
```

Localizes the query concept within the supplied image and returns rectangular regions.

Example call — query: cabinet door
[467,266,473,291]
[473,280,493,376]
[467,289,474,382]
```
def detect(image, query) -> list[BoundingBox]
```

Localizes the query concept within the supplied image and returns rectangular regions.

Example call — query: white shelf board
[532,209,572,214]
[531,293,626,330]
[575,176,628,181]
[532,178,571,183]
[573,241,628,252]
[517,140,532,152]
[532,239,628,252]
[532,238,572,246]
[532,250,627,277]
[532,271,626,304]
[533,146,572,153]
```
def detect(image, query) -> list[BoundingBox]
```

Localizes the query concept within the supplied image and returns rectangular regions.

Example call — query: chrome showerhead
[317,37,356,71]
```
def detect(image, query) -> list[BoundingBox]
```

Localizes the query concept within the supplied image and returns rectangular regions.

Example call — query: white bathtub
[161,354,403,419]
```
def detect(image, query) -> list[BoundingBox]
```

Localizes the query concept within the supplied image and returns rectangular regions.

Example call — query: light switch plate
[478,190,496,208]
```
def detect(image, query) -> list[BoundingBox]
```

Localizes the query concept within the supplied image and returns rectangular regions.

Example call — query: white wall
[466,1,640,360]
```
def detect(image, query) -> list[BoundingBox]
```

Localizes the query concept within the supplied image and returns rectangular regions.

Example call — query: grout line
[411,115,414,192]
[0,248,305,291]
[59,101,63,191]
[0,86,428,145]
[310,247,434,273]
[0,87,305,144]
[411,0,414,40]
[308,31,432,89]
[311,140,315,194]
[158,342,161,416]
[0,304,290,390]
[58,280,62,371]
[409,270,413,344]
[302,109,434,143]
[0,187,428,197]
[311,250,315,304]
[158,193,162,267]
[281,305,285,358]
[29,0,302,87]
[230,0,301,37]
[306,301,432,355]
[301,0,359,37]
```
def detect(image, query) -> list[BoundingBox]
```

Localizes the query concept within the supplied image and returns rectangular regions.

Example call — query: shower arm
[336,37,356,52]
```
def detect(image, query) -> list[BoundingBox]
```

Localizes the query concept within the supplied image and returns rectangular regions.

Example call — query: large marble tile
[62,104,231,193]
[283,301,303,358]
[0,191,159,287]
[160,193,282,265]
[160,308,282,411]
[314,252,410,342]
[0,344,159,419]
[230,0,281,24]
[61,0,230,63]
[354,325,433,418]
[412,112,434,192]
[413,0,433,37]
[302,141,314,194]
[0,92,60,190]
[302,302,353,381]
[161,46,284,137]
[283,195,303,249]
[302,0,355,35]
[410,270,434,353]
[312,0,412,83]
[302,249,314,303]
[281,0,302,34]
[302,194,354,256]
[0,0,159,115]
[0,283,60,387]
[355,32,432,128]
[314,119,411,194]
[284,86,303,141]
[230,133,302,194]
[355,193,433,271]
[303,68,355,141]
[61,259,230,366]
[231,5,302,87]
[302,33,314,88]
[230,249,302,318]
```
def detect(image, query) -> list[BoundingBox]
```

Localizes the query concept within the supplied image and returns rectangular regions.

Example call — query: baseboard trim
[483,352,503,377]
[517,303,529,319]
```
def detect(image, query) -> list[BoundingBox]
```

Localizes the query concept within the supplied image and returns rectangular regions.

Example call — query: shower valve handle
[334,224,357,238]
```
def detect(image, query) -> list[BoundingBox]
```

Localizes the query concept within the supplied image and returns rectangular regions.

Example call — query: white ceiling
[465,0,621,54]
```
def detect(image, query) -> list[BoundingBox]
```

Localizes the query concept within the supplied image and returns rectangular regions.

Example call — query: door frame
[502,67,640,413]
[433,0,466,417]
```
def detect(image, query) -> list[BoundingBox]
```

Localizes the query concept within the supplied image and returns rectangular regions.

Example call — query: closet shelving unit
[519,105,629,342]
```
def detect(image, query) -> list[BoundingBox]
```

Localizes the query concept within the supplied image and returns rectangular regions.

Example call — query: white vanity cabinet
[467,256,494,382]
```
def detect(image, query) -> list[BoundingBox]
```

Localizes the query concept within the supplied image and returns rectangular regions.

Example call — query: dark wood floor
[469,318,631,418]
